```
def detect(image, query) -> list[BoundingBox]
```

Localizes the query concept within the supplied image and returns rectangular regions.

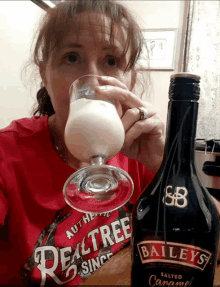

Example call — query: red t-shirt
[0,116,154,286]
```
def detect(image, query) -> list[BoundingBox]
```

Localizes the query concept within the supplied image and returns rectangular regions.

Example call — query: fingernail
[98,86,107,90]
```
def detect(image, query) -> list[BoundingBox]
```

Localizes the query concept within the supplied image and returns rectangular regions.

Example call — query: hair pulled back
[32,0,144,116]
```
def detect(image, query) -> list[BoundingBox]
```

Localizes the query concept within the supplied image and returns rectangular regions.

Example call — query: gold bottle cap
[170,72,201,81]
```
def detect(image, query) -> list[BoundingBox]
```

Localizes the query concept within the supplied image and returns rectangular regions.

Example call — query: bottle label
[137,240,212,271]
[162,186,188,208]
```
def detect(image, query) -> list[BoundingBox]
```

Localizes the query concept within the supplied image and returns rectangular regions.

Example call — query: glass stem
[90,155,105,166]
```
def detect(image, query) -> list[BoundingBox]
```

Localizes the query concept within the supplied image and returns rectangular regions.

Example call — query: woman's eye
[63,52,81,64]
[104,56,120,68]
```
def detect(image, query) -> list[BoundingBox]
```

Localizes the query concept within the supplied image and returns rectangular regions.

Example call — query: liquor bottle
[131,73,220,287]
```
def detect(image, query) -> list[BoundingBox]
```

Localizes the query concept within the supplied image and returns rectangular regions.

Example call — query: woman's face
[40,13,135,131]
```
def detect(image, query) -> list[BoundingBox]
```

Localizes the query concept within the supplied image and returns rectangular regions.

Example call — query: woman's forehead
[63,12,127,47]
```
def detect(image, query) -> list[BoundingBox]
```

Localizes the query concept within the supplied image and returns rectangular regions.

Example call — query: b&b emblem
[162,186,188,208]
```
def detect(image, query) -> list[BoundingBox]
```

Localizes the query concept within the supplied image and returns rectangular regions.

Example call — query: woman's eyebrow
[59,43,123,53]
[102,44,122,52]
[61,43,83,49]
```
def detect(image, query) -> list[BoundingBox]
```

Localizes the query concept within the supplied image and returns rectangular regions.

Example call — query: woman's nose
[86,60,103,78]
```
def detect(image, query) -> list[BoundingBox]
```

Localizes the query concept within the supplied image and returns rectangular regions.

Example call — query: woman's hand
[96,76,165,174]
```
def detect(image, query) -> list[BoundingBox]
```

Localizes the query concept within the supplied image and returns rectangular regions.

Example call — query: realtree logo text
[33,216,131,286]
[34,246,113,286]
[137,241,212,271]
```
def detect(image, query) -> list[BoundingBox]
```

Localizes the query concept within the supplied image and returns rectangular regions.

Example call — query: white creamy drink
[64,98,125,163]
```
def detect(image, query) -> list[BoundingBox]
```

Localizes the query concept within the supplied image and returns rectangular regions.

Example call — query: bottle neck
[165,100,198,165]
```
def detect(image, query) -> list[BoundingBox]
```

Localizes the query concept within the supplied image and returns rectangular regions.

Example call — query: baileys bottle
[131,73,220,287]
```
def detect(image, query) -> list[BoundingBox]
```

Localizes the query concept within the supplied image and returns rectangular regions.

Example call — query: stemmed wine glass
[63,75,134,213]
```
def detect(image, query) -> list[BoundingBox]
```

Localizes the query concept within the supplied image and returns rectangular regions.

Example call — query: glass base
[63,165,134,213]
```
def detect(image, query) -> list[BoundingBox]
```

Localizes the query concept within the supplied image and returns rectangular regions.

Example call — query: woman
[1,0,211,286]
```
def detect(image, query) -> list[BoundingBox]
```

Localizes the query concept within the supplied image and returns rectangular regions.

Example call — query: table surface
[81,246,220,286]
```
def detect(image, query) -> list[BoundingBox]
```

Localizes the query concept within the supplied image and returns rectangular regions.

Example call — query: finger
[95,85,149,110]
[121,107,157,133]
[98,76,129,90]
[122,117,163,152]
